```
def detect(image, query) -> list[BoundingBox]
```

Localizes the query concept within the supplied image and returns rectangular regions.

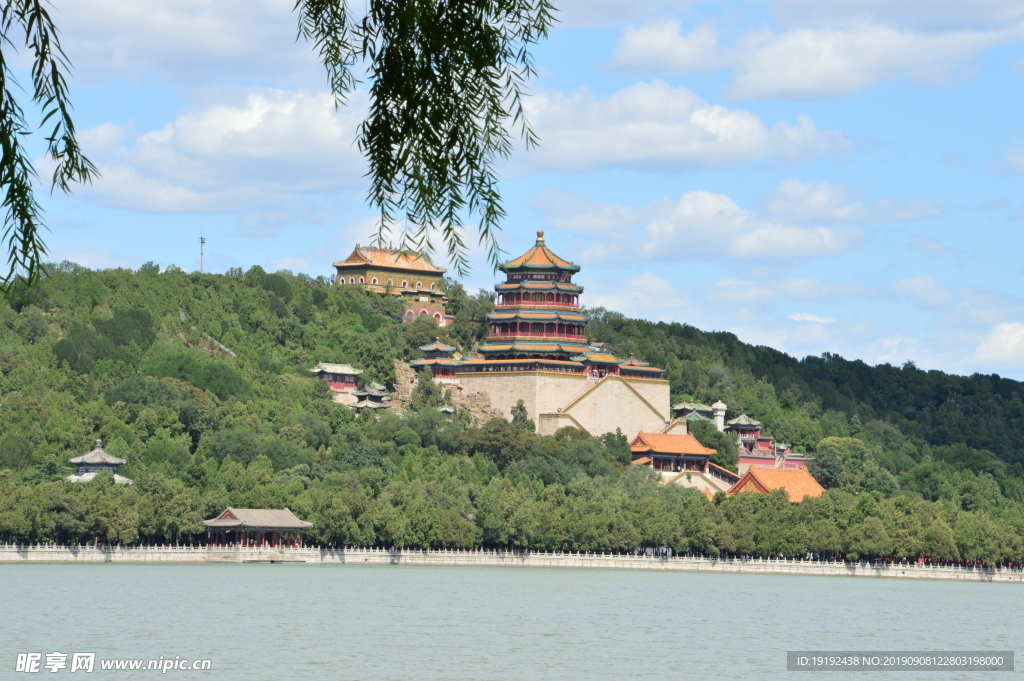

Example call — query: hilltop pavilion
[66,440,133,485]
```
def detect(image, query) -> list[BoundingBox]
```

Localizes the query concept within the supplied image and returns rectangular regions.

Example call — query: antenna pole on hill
[200,232,206,274]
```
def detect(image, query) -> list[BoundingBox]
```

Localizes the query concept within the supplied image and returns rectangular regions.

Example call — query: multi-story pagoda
[407,231,671,439]
[480,231,589,362]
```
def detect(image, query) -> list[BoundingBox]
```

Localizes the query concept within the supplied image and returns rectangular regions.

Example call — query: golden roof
[334,246,446,274]
[727,468,825,502]
[499,231,580,273]
[630,433,717,456]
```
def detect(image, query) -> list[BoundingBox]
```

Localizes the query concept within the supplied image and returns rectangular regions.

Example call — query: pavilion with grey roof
[67,439,133,485]
[203,507,313,547]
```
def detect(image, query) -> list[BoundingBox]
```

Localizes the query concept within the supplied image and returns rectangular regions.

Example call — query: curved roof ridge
[499,231,580,273]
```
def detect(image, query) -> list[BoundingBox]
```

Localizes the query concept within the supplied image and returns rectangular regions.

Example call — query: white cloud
[585,272,693,320]
[523,81,847,172]
[764,0,1024,31]
[912,236,950,256]
[56,0,319,86]
[763,179,941,222]
[640,190,865,259]
[50,245,143,270]
[703,277,868,303]
[76,89,366,213]
[995,142,1024,173]
[892,275,950,308]
[614,22,719,72]
[973,322,1024,368]
[612,21,1018,100]
[528,190,645,235]
[788,312,837,323]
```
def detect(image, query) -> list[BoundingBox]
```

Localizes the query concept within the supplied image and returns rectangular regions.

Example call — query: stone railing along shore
[0,543,1021,582]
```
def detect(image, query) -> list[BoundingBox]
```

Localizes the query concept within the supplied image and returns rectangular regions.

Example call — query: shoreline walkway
[1,543,1021,582]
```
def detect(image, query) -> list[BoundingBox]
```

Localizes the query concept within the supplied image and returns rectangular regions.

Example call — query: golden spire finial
[536,230,545,243]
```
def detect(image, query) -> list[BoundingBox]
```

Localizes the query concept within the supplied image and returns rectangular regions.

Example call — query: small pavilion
[67,439,133,485]
[630,432,717,473]
[352,382,391,410]
[203,508,313,547]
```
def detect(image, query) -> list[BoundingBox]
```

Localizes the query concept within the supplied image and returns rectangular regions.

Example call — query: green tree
[511,399,534,432]
[0,0,97,297]
[690,420,739,472]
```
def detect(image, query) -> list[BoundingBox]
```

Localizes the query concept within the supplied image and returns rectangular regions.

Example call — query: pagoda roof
[353,382,389,398]
[479,340,591,354]
[619,357,652,368]
[487,311,588,323]
[727,468,824,503]
[495,281,583,293]
[630,432,717,457]
[409,357,463,367]
[673,401,712,412]
[68,440,126,466]
[203,507,313,530]
[334,246,445,274]
[680,411,710,422]
[498,231,580,273]
[459,357,585,368]
[418,341,456,352]
[727,414,761,427]
[310,362,362,375]
[353,400,390,409]
[66,471,133,485]
[570,351,622,364]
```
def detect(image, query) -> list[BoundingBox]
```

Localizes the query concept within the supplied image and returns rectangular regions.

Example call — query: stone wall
[1,544,1020,583]
[545,376,670,439]
[456,371,585,427]
[457,372,670,440]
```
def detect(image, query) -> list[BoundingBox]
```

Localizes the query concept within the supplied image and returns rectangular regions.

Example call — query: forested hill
[587,310,1024,473]
[0,262,1022,562]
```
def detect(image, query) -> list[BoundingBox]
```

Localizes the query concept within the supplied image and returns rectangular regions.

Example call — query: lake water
[1,564,1020,680]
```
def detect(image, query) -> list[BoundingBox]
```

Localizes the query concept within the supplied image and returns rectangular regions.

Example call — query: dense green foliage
[0,263,1023,564]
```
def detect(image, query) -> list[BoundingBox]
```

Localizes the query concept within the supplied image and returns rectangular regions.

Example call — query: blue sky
[29,0,1024,378]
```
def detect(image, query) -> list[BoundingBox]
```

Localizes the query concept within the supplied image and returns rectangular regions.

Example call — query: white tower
[712,400,727,432]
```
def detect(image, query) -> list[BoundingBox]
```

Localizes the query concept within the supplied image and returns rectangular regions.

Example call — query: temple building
[724,413,808,473]
[334,245,451,326]
[409,341,460,384]
[630,431,740,494]
[352,382,391,410]
[66,440,132,485]
[310,362,362,404]
[407,231,671,439]
[203,507,313,547]
[726,468,824,503]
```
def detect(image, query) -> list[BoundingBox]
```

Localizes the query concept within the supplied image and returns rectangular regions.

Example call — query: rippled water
[1,564,1021,680]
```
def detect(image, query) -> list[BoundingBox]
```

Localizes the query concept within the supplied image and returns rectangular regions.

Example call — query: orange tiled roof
[500,231,579,272]
[727,468,824,502]
[631,456,652,466]
[334,247,445,274]
[630,432,717,456]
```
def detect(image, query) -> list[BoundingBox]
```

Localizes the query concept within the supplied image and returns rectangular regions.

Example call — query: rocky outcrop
[391,360,504,425]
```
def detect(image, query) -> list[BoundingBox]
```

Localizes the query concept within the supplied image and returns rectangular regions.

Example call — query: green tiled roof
[726,414,761,427]
[673,401,711,411]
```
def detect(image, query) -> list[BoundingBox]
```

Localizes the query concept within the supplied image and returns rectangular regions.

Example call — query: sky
[25,0,1024,379]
